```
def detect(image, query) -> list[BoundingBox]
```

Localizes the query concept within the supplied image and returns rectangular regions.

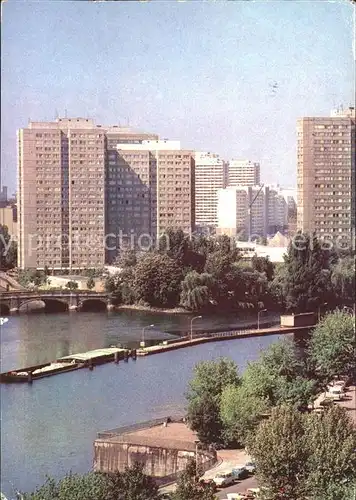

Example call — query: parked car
[326,387,344,401]
[244,461,256,474]
[213,472,235,487]
[232,466,249,480]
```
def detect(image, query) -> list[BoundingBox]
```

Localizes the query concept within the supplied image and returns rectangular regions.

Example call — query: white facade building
[228,160,260,186]
[217,185,288,239]
[194,152,226,228]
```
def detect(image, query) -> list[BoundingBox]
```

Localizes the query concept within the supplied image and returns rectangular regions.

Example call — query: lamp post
[190,316,202,341]
[318,302,328,322]
[141,324,154,348]
[194,440,200,478]
[257,309,267,330]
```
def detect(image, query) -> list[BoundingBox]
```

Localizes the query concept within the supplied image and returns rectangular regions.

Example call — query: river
[0,310,285,497]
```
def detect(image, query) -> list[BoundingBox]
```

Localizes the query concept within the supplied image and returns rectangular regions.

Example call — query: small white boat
[0,317,9,326]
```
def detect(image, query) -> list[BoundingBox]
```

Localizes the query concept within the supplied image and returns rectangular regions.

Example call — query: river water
[0,310,284,497]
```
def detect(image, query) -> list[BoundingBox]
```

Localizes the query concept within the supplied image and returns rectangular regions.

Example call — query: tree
[87,277,95,290]
[159,228,205,273]
[220,384,269,446]
[247,406,308,500]
[18,472,110,500]
[172,459,217,500]
[116,249,137,269]
[308,310,355,383]
[0,224,17,269]
[251,255,274,281]
[331,256,355,305]
[187,358,240,444]
[281,232,332,313]
[180,271,215,311]
[304,406,356,499]
[131,253,183,307]
[65,281,79,291]
[105,462,161,500]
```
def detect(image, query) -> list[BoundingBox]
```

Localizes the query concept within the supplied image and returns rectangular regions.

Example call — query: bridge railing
[0,290,108,297]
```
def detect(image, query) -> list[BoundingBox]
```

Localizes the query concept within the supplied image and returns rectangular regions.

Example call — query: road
[217,475,258,498]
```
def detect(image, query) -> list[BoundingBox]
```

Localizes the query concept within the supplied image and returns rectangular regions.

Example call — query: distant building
[0,204,17,238]
[217,185,288,239]
[228,160,260,186]
[297,106,355,246]
[194,152,227,229]
[17,118,158,270]
[0,186,8,208]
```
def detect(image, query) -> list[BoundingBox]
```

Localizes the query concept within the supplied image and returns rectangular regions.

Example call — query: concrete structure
[217,185,287,238]
[235,241,287,263]
[106,140,195,261]
[94,419,216,482]
[228,160,260,186]
[0,186,8,207]
[17,118,158,270]
[0,205,17,237]
[194,152,227,229]
[297,107,356,246]
[0,290,111,314]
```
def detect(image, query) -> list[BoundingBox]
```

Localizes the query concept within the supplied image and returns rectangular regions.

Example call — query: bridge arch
[19,299,68,313]
[80,298,107,312]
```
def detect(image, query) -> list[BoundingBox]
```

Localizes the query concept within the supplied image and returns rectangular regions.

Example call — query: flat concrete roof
[58,347,126,362]
[97,422,198,451]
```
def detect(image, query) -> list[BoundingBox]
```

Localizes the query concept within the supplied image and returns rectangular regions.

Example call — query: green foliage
[86,277,95,290]
[180,271,215,311]
[308,310,355,383]
[116,249,137,268]
[304,406,356,499]
[105,462,161,500]
[0,224,17,269]
[220,384,269,446]
[18,471,110,500]
[132,253,183,307]
[247,406,309,499]
[159,228,205,272]
[65,280,79,291]
[186,358,240,444]
[172,459,217,500]
[251,255,274,281]
[331,256,355,305]
[281,232,333,313]
[247,406,356,500]
[18,269,48,288]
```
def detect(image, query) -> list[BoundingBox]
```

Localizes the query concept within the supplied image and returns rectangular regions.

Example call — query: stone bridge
[0,290,114,314]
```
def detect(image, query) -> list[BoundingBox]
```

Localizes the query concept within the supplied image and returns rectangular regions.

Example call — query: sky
[1,0,355,193]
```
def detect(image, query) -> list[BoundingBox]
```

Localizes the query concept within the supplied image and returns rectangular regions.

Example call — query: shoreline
[114,304,190,315]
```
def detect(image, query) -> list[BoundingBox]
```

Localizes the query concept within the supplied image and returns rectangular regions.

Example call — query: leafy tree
[304,406,356,499]
[187,358,240,444]
[308,310,355,383]
[220,384,269,446]
[116,249,137,269]
[247,406,308,500]
[331,256,355,305]
[281,232,332,313]
[159,228,205,273]
[180,271,215,311]
[132,253,183,307]
[0,224,17,269]
[18,472,110,500]
[65,280,79,291]
[251,255,274,281]
[105,269,135,305]
[105,462,161,500]
[172,459,216,500]
[87,277,95,290]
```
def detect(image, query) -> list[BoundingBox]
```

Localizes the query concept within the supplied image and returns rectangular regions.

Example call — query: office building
[217,185,288,239]
[194,152,226,229]
[18,118,158,270]
[228,160,260,186]
[0,205,17,237]
[297,107,355,245]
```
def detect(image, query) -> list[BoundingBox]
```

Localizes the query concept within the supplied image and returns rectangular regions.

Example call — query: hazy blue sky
[1,0,355,193]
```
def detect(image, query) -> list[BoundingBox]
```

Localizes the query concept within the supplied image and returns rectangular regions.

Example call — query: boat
[0,317,9,326]
[0,360,84,383]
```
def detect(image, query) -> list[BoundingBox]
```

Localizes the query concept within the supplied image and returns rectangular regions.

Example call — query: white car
[213,472,235,487]
[326,386,344,401]
[244,461,256,474]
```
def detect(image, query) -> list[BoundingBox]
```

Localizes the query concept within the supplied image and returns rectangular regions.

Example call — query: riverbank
[114,304,188,314]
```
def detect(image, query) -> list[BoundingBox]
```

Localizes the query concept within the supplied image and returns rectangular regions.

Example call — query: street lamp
[318,302,328,322]
[257,309,267,330]
[190,316,202,341]
[141,324,154,348]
